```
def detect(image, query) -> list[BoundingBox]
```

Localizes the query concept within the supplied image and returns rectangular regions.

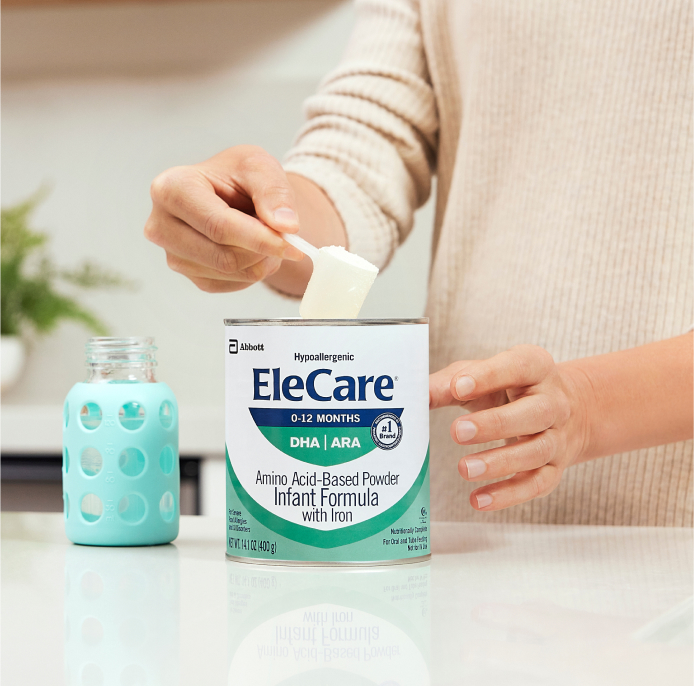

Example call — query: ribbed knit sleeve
[283,0,438,269]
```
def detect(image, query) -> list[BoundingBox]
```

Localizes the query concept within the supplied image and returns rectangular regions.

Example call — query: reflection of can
[227,561,431,684]
[224,319,430,565]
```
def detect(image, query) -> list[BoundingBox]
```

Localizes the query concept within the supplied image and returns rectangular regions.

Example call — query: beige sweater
[284,0,693,526]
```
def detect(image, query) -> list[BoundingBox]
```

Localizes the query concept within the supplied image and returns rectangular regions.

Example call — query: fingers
[429,362,508,411]
[469,464,562,511]
[457,430,561,481]
[148,212,271,276]
[232,147,301,234]
[449,345,555,402]
[451,394,564,444]
[200,145,302,236]
[186,257,281,293]
[147,147,309,291]
[188,277,253,294]
[167,253,281,285]
[434,348,572,511]
[429,362,471,408]
[149,162,303,261]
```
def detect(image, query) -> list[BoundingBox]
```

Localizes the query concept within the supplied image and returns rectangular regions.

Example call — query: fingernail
[465,458,487,478]
[455,420,477,443]
[273,208,297,226]
[455,375,475,399]
[476,493,493,509]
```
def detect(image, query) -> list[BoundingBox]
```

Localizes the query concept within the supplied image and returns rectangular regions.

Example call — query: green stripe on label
[226,445,429,549]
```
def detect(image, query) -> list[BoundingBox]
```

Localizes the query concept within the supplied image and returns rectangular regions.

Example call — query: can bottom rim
[225,553,431,567]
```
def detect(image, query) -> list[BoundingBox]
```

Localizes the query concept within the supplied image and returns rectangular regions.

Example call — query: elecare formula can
[224,318,430,566]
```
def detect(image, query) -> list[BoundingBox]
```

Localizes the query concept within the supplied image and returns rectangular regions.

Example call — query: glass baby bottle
[63,337,179,546]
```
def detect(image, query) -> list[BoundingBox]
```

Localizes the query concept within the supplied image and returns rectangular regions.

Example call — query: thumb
[237,147,300,234]
[429,361,473,409]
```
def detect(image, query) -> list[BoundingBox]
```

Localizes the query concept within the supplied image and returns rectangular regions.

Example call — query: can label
[225,322,430,563]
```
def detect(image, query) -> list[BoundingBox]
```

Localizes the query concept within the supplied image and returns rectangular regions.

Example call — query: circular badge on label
[371,412,403,450]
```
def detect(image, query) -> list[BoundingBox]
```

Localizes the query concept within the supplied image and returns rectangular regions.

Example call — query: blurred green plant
[1,190,133,337]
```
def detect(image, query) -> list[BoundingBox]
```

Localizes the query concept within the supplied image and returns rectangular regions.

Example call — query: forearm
[264,173,347,296]
[560,332,693,464]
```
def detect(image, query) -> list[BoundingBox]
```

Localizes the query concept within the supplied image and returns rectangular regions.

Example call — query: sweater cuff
[283,156,399,270]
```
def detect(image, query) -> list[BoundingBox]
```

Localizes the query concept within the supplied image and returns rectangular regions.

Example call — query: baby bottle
[63,337,179,546]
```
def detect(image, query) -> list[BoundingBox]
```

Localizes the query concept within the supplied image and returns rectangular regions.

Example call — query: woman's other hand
[429,345,590,512]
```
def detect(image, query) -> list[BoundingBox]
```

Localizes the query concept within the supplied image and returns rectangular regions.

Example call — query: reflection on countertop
[64,544,179,686]
[227,561,430,685]
[1,514,692,685]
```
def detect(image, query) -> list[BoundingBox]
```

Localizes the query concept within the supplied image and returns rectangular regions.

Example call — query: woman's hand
[429,345,590,512]
[144,146,305,293]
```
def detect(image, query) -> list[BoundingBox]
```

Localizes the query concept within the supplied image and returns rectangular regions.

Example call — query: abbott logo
[229,340,265,354]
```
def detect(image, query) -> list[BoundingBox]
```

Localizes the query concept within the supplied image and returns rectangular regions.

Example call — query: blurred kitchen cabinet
[4,0,237,6]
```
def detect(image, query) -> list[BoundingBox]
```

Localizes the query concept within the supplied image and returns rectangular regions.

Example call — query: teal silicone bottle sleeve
[63,382,180,546]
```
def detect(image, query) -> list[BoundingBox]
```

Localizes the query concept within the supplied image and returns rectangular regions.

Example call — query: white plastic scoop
[283,233,379,319]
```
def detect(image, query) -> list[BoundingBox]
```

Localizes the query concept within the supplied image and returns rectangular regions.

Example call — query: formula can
[224,318,430,566]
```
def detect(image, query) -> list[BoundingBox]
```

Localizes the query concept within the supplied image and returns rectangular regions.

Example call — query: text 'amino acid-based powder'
[224,318,430,565]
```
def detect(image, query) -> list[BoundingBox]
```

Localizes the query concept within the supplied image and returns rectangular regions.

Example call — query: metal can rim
[225,553,432,567]
[223,317,428,326]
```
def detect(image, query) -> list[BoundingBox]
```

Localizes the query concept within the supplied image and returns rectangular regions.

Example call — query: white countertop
[2,513,692,685]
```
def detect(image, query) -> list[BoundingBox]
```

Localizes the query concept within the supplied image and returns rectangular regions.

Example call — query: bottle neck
[85,337,157,383]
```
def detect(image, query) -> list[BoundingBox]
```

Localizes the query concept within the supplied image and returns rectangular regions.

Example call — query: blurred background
[1,0,435,516]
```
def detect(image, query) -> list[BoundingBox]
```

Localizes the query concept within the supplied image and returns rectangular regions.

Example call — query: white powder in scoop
[321,245,379,272]
[300,246,379,319]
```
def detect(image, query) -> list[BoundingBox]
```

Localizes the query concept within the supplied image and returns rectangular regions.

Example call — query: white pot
[1,336,26,393]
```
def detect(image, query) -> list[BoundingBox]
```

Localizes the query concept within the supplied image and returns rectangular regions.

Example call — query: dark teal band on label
[249,407,403,427]
[248,408,407,466]
[226,445,429,549]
